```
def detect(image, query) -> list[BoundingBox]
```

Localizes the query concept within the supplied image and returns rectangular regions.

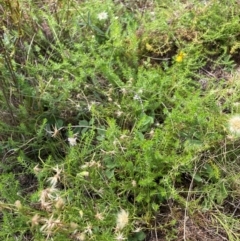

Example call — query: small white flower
[116,209,129,230]
[133,94,141,101]
[68,137,77,146]
[97,11,108,20]
[121,88,127,95]
[131,180,137,187]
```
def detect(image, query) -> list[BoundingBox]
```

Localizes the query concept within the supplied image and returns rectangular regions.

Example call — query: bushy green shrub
[1,0,240,240]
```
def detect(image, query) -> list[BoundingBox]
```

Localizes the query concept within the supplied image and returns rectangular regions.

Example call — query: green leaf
[105,169,115,179]
[137,114,154,132]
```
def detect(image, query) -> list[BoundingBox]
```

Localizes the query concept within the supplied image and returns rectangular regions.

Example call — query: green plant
[2,1,240,240]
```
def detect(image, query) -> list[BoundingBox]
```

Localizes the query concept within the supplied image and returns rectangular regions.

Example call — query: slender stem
[0,36,18,123]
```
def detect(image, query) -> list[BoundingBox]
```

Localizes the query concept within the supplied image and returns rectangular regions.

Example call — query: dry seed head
[121,88,127,95]
[55,197,65,210]
[48,165,63,187]
[84,223,93,235]
[47,175,59,187]
[53,165,63,175]
[39,187,58,211]
[14,200,22,210]
[33,164,42,175]
[116,110,123,117]
[39,187,58,204]
[41,201,52,212]
[229,115,240,135]
[40,215,62,236]
[31,214,41,227]
[70,222,78,230]
[50,125,63,138]
[116,209,129,230]
[95,211,104,221]
[75,232,86,241]
[115,232,126,240]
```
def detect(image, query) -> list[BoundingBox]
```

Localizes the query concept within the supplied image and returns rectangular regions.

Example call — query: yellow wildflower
[176,51,186,62]
[146,43,154,52]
